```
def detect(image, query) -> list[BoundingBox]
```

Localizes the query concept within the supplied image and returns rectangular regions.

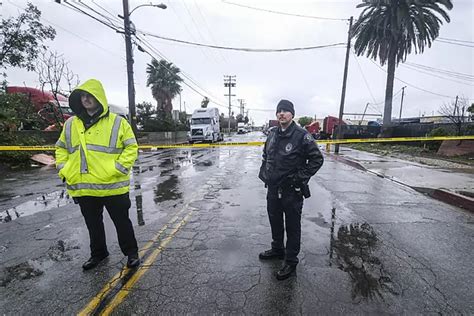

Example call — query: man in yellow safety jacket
[55,79,140,270]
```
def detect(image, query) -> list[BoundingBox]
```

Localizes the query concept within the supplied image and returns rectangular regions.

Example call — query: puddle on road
[329,208,398,301]
[0,190,72,223]
[153,175,182,203]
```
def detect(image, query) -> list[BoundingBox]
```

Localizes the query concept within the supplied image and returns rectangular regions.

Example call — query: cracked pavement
[0,132,473,314]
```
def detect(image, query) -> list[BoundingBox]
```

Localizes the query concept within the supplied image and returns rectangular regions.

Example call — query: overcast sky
[3,0,474,125]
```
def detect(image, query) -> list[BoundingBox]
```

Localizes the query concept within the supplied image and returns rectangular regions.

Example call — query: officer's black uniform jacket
[259,121,324,190]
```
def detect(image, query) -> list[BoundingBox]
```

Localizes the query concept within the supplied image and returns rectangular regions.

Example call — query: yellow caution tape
[0,136,472,151]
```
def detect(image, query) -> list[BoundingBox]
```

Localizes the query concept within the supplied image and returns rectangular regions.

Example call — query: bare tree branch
[438,96,468,136]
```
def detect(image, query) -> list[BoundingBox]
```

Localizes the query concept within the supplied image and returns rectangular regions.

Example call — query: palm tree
[352,0,453,126]
[146,59,183,112]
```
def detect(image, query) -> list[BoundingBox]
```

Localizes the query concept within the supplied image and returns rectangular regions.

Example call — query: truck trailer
[188,107,223,143]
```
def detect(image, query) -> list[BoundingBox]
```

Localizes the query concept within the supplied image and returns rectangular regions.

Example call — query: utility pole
[454,95,459,116]
[237,98,245,116]
[398,86,406,121]
[359,102,369,125]
[224,75,236,134]
[122,0,137,135]
[335,16,353,154]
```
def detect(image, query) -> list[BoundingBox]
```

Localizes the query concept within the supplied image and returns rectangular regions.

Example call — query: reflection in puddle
[154,175,182,203]
[1,190,71,223]
[135,194,145,226]
[329,208,396,300]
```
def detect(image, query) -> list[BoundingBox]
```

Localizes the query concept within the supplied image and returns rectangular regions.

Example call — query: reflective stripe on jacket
[55,79,138,197]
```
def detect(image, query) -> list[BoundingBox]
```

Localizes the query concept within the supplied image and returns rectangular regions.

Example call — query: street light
[121,1,166,135]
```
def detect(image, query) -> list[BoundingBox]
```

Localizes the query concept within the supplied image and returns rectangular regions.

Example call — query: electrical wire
[74,1,123,30]
[438,37,474,44]
[192,0,228,64]
[91,0,123,23]
[8,0,124,60]
[401,64,474,86]
[168,2,215,63]
[135,36,231,110]
[404,62,474,81]
[180,0,220,64]
[351,51,379,107]
[436,39,474,48]
[221,0,348,21]
[139,31,346,52]
[368,59,454,98]
[61,1,122,32]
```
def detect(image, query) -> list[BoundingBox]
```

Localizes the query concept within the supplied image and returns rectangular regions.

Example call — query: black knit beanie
[276,99,295,116]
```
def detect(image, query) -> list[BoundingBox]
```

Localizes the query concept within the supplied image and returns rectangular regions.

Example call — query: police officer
[55,79,140,270]
[258,99,324,280]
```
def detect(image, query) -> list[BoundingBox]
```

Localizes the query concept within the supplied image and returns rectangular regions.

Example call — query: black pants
[267,187,304,266]
[77,193,138,258]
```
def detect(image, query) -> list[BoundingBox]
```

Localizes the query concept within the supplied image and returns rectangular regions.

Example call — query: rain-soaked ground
[0,132,473,314]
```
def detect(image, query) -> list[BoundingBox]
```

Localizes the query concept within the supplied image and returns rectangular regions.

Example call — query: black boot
[82,253,109,270]
[127,253,140,268]
[276,263,296,280]
[259,248,285,260]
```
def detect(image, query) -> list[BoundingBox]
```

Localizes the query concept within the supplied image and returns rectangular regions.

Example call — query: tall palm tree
[146,59,183,113]
[352,0,453,126]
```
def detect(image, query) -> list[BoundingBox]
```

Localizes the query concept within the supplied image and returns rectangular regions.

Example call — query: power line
[401,64,474,86]
[192,0,228,64]
[135,36,231,110]
[404,62,474,81]
[90,0,122,23]
[168,1,215,63]
[368,59,454,98]
[221,0,348,21]
[436,39,474,48]
[139,31,345,52]
[137,36,273,113]
[74,1,122,29]
[351,51,379,105]
[8,1,124,60]
[180,0,220,64]
[60,1,121,32]
[438,37,474,44]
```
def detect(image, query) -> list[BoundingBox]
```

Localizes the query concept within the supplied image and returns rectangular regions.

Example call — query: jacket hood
[69,79,108,118]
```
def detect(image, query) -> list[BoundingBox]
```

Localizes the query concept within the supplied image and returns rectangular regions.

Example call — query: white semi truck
[188,107,224,144]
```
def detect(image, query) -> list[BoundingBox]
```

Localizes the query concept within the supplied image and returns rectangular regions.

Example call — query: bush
[0,132,47,167]
[0,92,47,131]
[426,127,452,151]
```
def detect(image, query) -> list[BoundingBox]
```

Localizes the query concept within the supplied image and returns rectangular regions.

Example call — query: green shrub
[0,132,46,167]
[426,127,452,151]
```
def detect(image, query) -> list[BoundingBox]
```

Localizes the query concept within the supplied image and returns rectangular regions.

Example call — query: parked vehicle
[237,122,246,134]
[319,116,346,139]
[263,119,279,135]
[304,121,320,137]
[6,86,72,127]
[188,107,223,143]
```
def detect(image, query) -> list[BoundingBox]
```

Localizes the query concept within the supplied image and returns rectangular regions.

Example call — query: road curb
[328,154,367,171]
[411,187,474,213]
[330,153,474,213]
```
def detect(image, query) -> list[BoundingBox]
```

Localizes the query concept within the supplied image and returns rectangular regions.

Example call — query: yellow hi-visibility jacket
[55,79,138,197]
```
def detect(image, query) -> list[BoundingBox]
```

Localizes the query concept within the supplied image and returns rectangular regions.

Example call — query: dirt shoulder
[344,143,474,171]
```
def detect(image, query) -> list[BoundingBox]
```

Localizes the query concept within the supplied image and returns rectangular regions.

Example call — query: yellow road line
[100,211,194,315]
[1,136,473,151]
[77,202,193,316]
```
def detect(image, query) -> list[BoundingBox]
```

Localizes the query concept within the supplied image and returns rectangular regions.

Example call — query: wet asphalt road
[0,132,473,315]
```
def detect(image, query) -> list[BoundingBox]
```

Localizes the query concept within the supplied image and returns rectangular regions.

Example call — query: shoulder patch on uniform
[304,133,315,143]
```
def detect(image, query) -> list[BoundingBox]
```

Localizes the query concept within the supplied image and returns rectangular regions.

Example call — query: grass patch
[345,142,473,166]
